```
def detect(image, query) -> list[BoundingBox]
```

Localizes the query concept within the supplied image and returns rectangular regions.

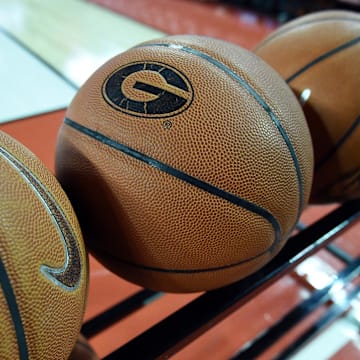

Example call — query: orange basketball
[255,10,360,203]
[0,131,88,359]
[55,35,313,292]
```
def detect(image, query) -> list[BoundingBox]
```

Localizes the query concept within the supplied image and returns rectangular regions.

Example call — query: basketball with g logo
[0,131,88,359]
[55,35,313,292]
[255,10,360,203]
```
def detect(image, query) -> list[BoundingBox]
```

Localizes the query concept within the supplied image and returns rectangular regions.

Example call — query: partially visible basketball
[255,10,360,203]
[55,35,313,292]
[68,334,99,360]
[0,131,88,359]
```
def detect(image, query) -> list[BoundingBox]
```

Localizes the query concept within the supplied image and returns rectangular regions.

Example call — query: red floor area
[0,110,65,172]
[89,0,278,49]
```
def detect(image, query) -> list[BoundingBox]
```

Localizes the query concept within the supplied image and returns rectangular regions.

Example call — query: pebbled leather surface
[56,35,313,292]
[255,10,360,203]
[0,130,88,360]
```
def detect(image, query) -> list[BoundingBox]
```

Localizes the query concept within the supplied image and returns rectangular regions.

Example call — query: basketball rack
[82,199,360,359]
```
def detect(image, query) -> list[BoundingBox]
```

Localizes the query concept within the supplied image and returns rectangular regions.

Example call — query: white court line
[0,0,164,87]
[292,311,360,360]
[0,31,76,123]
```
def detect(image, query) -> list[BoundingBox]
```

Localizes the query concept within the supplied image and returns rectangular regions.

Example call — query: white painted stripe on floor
[0,0,164,87]
[292,314,359,360]
[0,31,75,123]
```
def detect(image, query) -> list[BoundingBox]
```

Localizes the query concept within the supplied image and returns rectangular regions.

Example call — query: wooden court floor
[0,0,359,359]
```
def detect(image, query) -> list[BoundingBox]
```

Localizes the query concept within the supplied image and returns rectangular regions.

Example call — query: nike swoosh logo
[0,146,82,291]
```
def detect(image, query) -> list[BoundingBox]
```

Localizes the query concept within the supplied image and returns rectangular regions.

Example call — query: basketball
[0,131,88,359]
[55,35,313,292]
[254,10,360,203]
[68,334,99,360]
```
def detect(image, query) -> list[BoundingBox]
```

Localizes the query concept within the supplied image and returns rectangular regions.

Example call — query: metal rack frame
[82,200,360,359]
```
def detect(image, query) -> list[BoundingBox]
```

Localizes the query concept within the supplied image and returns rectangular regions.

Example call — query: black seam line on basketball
[286,36,360,83]
[254,17,360,51]
[0,146,81,291]
[64,117,281,249]
[0,259,29,360]
[136,42,304,217]
[96,246,271,274]
[316,115,360,171]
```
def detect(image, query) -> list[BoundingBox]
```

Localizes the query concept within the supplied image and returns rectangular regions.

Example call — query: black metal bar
[295,221,354,264]
[230,257,360,359]
[82,289,162,338]
[274,283,360,360]
[296,220,354,264]
[326,243,353,264]
[103,200,360,360]
[295,221,307,231]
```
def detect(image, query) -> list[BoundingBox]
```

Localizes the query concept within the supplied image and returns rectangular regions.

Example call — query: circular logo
[102,61,193,118]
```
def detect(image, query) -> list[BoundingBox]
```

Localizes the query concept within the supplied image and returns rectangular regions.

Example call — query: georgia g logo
[102,61,193,118]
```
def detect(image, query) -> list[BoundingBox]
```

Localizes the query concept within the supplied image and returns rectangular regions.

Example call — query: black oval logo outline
[102,61,194,118]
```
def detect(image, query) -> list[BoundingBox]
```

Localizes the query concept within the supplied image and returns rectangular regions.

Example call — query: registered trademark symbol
[162,120,172,129]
